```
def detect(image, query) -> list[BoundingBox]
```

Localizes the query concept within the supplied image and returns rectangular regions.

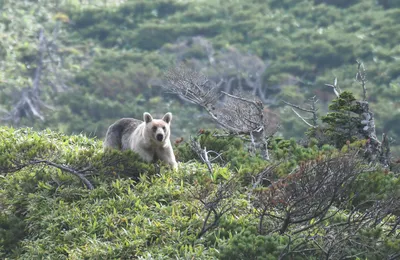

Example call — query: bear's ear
[143,112,153,123]
[162,112,172,124]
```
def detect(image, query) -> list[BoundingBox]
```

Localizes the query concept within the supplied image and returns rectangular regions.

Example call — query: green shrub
[218,230,288,260]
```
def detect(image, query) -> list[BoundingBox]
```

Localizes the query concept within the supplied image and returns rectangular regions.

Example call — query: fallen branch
[30,159,94,190]
[3,158,95,190]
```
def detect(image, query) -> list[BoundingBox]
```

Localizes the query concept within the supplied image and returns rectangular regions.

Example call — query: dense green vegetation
[0,80,399,258]
[1,124,399,259]
[0,0,399,153]
[1,0,399,259]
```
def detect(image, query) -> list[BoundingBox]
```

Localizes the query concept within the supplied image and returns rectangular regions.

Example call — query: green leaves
[1,0,400,258]
[2,0,399,154]
[1,125,399,259]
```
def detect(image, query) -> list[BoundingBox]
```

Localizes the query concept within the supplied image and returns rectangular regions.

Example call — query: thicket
[1,121,399,258]
[1,66,399,259]
[1,0,400,259]
[0,0,399,154]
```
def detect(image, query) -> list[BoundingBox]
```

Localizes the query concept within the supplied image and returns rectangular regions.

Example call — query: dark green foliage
[310,91,366,148]
[314,0,361,8]
[1,126,399,259]
[268,137,327,177]
[0,213,25,257]
[1,0,400,258]
[0,127,242,258]
[2,0,400,155]
[347,158,400,208]
[378,0,400,9]
[0,127,153,197]
[68,1,189,49]
[219,231,287,260]
[176,131,270,183]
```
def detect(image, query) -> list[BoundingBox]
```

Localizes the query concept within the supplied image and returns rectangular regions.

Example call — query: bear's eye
[152,126,157,132]
[162,126,166,131]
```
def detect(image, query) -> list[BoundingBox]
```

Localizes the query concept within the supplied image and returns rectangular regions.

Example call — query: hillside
[1,126,399,259]
[0,0,399,154]
[1,0,400,259]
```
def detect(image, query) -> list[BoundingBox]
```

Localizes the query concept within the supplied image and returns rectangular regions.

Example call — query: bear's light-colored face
[143,112,172,144]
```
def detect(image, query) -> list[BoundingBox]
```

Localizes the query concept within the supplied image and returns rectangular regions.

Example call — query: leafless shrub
[251,152,376,235]
[164,65,221,109]
[368,189,400,237]
[280,219,390,260]
[280,190,400,260]
[164,65,279,159]
[189,177,237,238]
[250,151,399,258]
[217,90,266,134]
[213,47,269,102]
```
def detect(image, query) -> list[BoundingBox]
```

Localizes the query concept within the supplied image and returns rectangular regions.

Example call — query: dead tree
[353,61,392,167]
[1,26,70,124]
[213,47,269,103]
[164,65,279,159]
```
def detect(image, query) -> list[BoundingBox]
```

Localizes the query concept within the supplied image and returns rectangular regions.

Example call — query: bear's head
[143,112,172,144]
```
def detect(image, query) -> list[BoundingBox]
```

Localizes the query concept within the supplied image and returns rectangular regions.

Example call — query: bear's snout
[156,134,164,141]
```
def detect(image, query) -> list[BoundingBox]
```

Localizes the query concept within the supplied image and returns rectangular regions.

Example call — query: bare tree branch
[283,96,319,128]
[164,65,279,160]
[325,77,341,98]
[356,60,367,101]
[291,108,314,128]
[189,136,224,174]
[30,159,94,190]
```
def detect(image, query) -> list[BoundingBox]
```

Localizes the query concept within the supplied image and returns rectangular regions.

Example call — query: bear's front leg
[157,146,178,170]
[135,147,154,163]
